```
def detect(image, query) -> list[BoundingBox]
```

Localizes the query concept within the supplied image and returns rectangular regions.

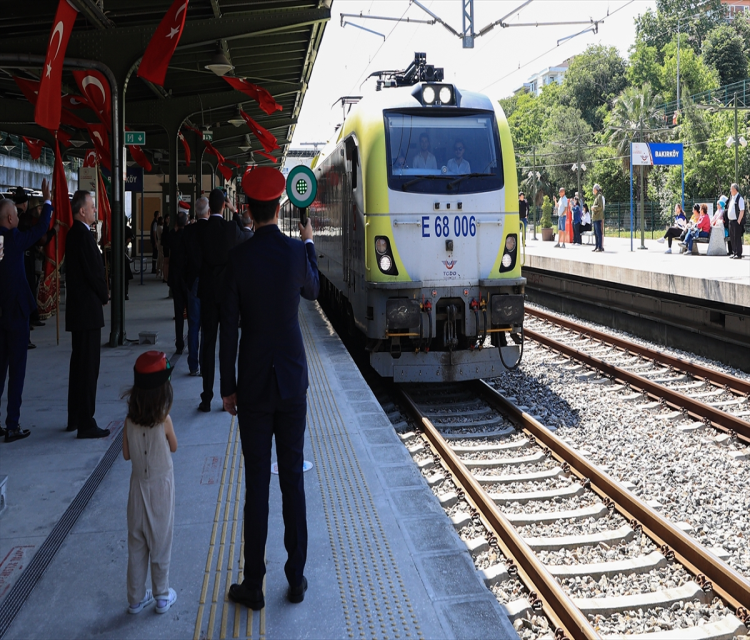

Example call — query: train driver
[447,140,470,174]
[413,133,437,170]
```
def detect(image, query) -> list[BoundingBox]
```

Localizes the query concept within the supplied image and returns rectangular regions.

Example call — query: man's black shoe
[198,401,211,412]
[77,426,110,439]
[5,428,31,443]
[65,424,78,432]
[0,426,7,438]
[287,576,307,604]
[175,347,184,355]
[228,582,264,610]
[28,342,36,349]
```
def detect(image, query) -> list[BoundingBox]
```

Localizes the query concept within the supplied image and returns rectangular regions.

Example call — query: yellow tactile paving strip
[194,304,424,640]
[194,417,262,640]
[300,307,424,640]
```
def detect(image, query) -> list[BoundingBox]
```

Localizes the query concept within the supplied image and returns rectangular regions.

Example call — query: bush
[540,195,553,228]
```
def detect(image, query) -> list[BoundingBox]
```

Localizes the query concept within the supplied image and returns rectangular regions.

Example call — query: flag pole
[55,232,60,346]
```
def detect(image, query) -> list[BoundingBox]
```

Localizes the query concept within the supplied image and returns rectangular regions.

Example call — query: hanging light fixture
[228,114,245,127]
[69,130,88,148]
[1,134,16,152]
[239,144,252,152]
[205,44,234,77]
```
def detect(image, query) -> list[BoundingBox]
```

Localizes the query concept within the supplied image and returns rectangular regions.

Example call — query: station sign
[125,166,143,192]
[125,131,146,145]
[632,142,683,166]
[286,165,317,208]
[202,131,213,142]
[79,166,97,192]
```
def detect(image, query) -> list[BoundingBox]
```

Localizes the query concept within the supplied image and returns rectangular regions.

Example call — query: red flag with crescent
[223,77,283,115]
[38,139,74,317]
[35,0,79,130]
[204,140,225,163]
[72,69,111,130]
[15,76,89,130]
[137,0,189,86]
[97,168,112,248]
[256,150,278,163]
[61,94,90,110]
[178,131,191,166]
[83,149,98,167]
[217,162,233,182]
[22,137,45,160]
[128,144,152,172]
[87,123,111,170]
[239,109,279,153]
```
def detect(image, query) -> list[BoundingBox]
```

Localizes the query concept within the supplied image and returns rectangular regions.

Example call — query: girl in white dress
[123,351,178,615]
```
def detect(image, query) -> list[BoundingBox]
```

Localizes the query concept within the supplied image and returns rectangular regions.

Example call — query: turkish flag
[72,69,111,130]
[223,77,282,115]
[97,168,112,248]
[16,76,89,130]
[137,0,189,86]
[22,137,45,160]
[128,144,152,172]
[83,149,98,167]
[35,0,79,130]
[204,140,225,163]
[38,139,74,317]
[87,123,111,170]
[217,162,233,182]
[256,150,278,164]
[178,132,191,167]
[240,109,279,153]
[57,129,72,147]
[61,94,90,110]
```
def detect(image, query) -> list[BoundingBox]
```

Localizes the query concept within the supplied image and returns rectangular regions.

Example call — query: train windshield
[384,111,504,194]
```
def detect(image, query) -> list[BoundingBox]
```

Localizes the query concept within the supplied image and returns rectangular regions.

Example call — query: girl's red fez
[242,166,285,201]
[134,351,172,389]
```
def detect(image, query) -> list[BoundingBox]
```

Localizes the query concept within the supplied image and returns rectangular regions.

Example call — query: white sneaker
[155,588,177,614]
[128,590,154,614]
[657,237,665,244]
[664,248,672,254]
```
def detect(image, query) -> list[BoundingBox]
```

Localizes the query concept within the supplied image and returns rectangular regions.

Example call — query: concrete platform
[0,277,516,639]
[522,235,750,309]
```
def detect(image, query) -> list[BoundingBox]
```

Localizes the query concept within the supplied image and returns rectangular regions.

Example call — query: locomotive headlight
[501,254,513,268]
[379,255,393,271]
[423,86,436,104]
[375,238,388,254]
[439,86,452,104]
[505,235,517,252]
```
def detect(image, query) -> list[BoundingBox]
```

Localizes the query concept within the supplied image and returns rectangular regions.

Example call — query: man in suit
[0,180,52,442]
[65,190,110,439]
[182,197,209,376]
[196,189,244,411]
[168,212,188,353]
[220,167,319,610]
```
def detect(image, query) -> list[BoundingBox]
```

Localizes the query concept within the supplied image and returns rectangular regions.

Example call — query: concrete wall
[0,155,78,194]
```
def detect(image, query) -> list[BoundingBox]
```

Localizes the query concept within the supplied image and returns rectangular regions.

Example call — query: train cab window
[385,111,504,194]
[346,139,359,190]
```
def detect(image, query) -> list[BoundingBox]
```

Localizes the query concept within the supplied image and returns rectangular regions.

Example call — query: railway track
[523,308,750,444]
[392,381,750,640]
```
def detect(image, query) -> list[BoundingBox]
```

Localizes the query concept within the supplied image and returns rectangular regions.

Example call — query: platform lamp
[1,133,15,152]
[205,44,234,77]
[69,130,88,148]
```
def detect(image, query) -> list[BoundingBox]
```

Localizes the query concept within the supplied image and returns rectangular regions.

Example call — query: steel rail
[525,307,750,396]
[523,326,750,443]
[474,379,750,623]
[397,388,600,640]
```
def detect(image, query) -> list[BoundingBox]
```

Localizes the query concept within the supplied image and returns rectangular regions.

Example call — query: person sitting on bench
[683,203,711,254]
[657,203,686,253]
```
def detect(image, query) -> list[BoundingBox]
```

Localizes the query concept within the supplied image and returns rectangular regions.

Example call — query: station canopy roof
[0,0,332,173]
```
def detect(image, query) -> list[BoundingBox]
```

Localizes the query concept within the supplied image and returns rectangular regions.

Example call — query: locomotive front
[311,56,525,382]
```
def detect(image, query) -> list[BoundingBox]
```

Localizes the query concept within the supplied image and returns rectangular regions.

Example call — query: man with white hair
[182,196,210,375]
[727,183,745,259]
[0,180,52,442]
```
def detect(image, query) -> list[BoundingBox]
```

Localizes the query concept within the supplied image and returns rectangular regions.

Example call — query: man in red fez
[220,167,319,610]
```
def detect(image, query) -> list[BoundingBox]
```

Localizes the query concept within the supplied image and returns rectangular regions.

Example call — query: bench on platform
[582,231,595,245]
[690,226,727,255]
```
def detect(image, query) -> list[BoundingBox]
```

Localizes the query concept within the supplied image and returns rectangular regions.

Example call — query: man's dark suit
[65,219,108,432]
[220,224,319,591]
[0,203,52,430]
[197,214,244,405]
[182,218,207,373]
[168,227,187,351]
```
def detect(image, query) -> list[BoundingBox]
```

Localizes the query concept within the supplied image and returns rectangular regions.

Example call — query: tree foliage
[703,25,748,86]
[559,45,627,130]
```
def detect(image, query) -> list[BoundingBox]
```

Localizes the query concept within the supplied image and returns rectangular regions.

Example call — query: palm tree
[520,169,551,237]
[606,83,668,247]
